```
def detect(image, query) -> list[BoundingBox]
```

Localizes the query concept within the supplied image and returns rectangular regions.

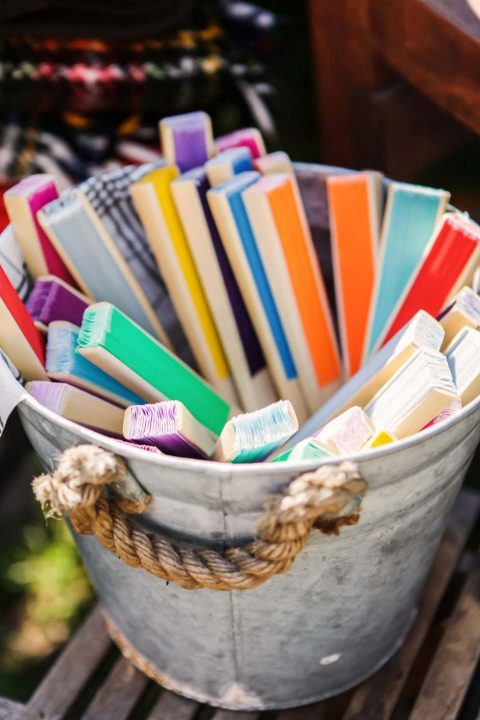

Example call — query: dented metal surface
[18,164,480,710]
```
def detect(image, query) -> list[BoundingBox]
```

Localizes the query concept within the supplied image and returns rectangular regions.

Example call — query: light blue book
[288,310,444,445]
[38,188,171,343]
[365,182,450,356]
[46,321,144,408]
[206,147,253,186]
[207,172,308,421]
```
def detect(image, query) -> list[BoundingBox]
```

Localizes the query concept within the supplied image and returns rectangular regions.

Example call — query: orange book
[244,173,341,412]
[327,172,383,376]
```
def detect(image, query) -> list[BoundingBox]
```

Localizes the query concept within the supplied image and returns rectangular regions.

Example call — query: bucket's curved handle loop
[32,445,368,591]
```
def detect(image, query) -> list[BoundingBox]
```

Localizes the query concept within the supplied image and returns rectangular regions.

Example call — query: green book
[77,302,232,435]
[272,438,331,463]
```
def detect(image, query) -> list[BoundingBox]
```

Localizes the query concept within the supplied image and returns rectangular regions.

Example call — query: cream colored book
[171,168,276,411]
[440,286,480,349]
[364,348,458,438]
[291,310,445,444]
[255,151,295,176]
[27,381,124,435]
[131,166,237,402]
[207,172,309,422]
[445,327,480,405]
[243,174,342,414]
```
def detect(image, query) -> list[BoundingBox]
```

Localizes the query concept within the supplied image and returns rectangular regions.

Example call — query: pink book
[4,175,77,285]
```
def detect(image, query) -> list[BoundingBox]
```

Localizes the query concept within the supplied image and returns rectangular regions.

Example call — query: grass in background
[0,497,93,702]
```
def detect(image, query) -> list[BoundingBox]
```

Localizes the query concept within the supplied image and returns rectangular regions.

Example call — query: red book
[382,214,480,345]
[0,266,47,380]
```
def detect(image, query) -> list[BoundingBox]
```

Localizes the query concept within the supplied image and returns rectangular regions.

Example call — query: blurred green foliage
[0,500,93,701]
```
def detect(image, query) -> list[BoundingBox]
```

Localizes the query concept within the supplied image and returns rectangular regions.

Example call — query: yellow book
[362,430,396,449]
[131,166,237,403]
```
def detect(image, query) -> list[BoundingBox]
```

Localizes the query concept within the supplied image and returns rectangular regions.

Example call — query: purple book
[123,400,216,459]
[160,111,215,172]
[26,276,90,329]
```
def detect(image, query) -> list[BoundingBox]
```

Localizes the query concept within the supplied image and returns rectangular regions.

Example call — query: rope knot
[257,461,367,546]
[32,447,368,591]
[33,444,127,519]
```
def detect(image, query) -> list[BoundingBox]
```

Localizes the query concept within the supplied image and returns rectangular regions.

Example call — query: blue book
[364,182,449,357]
[207,172,308,422]
[46,321,144,408]
[205,147,253,186]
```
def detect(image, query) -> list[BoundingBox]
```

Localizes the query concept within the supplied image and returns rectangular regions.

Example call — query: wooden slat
[340,490,480,720]
[210,712,260,720]
[369,0,480,136]
[277,698,339,720]
[409,560,480,720]
[0,698,25,720]
[82,656,149,720]
[24,607,111,720]
[148,690,199,720]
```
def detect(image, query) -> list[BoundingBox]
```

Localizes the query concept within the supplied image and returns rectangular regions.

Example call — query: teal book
[46,321,144,408]
[364,182,449,357]
[213,399,298,463]
[77,302,232,435]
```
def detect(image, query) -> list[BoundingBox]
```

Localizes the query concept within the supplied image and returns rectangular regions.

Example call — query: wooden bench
[2,488,480,720]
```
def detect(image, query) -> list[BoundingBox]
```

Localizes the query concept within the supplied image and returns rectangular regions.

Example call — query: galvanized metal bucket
[17,163,480,711]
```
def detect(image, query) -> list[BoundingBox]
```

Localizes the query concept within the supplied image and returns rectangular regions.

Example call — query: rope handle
[32,445,368,591]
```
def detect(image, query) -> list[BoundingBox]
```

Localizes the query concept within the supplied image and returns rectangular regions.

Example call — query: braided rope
[33,445,367,591]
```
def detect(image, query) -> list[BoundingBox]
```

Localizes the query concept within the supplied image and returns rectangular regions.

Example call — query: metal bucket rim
[19,386,480,477]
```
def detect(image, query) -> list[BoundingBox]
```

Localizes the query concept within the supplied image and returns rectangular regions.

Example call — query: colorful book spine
[315,406,375,455]
[4,174,76,284]
[382,214,480,345]
[26,276,90,331]
[213,400,298,463]
[38,188,172,347]
[131,165,236,401]
[123,400,216,459]
[0,266,47,380]
[77,302,233,436]
[272,438,331,463]
[244,173,342,412]
[205,147,253,187]
[361,430,396,449]
[171,168,277,411]
[327,172,382,376]
[159,111,216,172]
[364,182,450,357]
[215,128,266,159]
[46,321,144,408]
[207,172,309,422]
